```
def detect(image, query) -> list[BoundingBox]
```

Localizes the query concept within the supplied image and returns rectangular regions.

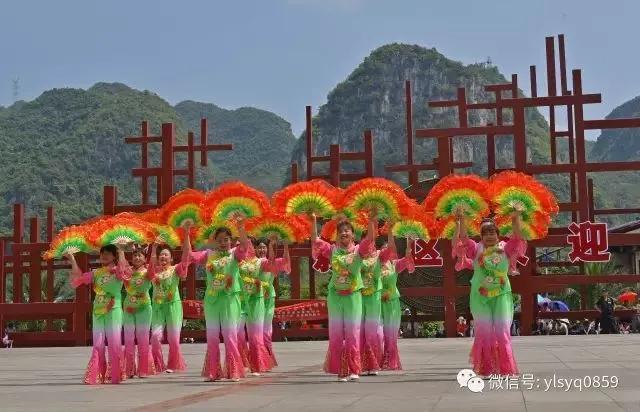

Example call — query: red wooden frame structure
[2,34,640,345]
[386,34,640,336]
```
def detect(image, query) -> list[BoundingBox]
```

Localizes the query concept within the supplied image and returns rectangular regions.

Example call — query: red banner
[274,300,328,322]
[182,300,205,319]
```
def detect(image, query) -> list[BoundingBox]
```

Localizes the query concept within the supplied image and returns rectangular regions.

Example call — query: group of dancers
[66,204,526,385]
[53,169,556,385]
[66,215,289,384]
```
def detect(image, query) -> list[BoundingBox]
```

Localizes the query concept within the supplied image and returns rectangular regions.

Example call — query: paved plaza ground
[1,335,639,411]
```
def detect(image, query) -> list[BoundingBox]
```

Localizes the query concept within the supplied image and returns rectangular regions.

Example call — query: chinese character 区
[567,221,611,263]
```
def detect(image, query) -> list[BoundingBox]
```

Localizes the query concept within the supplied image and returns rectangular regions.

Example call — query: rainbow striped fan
[138,209,161,224]
[89,215,154,247]
[246,212,310,244]
[340,178,410,220]
[423,174,490,220]
[203,182,270,222]
[152,225,181,249]
[194,220,239,248]
[320,215,368,242]
[161,189,205,228]
[487,171,559,224]
[272,179,340,218]
[495,213,549,240]
[382,203,435,240]
[44,226,95,259]
[435,216,481,240]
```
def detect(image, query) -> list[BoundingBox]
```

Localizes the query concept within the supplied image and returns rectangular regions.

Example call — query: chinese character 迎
[567,221,611,263]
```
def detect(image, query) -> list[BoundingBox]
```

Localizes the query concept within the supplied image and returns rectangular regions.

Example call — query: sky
[0,0,638,137]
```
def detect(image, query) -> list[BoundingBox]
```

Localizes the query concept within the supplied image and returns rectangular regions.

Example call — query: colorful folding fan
[435,216,481,239]
[194,219,239,248]
[340,177,410,220]
[495,212,549,240]
[487,171,559,225]
[161,188,205,228]
[88,215,154,247]
[246,212,311,244]
[43,226,96,259]
[151,224,181,249]
[423,174,490,220]
[271,179,340,218]
[202,181,270,222]
[381,202,435,240]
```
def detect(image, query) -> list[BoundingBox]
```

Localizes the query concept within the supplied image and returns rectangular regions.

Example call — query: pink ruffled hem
[249,343,273,373]
[469,339,519,376]
[361,342,382,372]
[382,348,402,371]
[324,346,361,377]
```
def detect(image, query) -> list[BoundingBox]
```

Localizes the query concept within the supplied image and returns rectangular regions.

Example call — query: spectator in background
[595,291,618,334]
[456,317,467,337]
[3,328,13,349]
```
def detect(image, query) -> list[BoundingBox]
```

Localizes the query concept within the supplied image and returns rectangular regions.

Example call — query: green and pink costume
[148,262,189,373]
[71,264,127,384]
[359,251,385,373]
[238,253,273,373]
[121,266,156,377]
[313,237,373,378]
[189,245,250,380]
[262,256,290,368]
[453,236,526,376]
[379,252,414,370]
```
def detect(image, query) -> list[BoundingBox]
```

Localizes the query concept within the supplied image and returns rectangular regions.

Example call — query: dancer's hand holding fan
[151,224,182,249]
[381,201,435,241]
[487,171,558,236]
[272,179,340,218]
[88,214,154,248]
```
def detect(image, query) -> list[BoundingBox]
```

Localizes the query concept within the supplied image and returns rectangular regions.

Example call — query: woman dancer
[453,211,525,376]
[67,245,128,384]
[379,237,414,371]
[148,237,190,374]
[263,237,290,368]
[311,211,376,382]
[182,217,251,382]
[122,246,155,378]
[238,238,277,375]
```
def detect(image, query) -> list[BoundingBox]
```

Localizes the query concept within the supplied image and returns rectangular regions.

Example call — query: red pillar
[160,123,176,204]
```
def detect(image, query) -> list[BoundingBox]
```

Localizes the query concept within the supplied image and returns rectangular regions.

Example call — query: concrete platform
[1,335,639,411]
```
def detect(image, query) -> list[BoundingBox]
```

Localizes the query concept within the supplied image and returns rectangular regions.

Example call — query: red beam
[0,302,77,316]
[558,34,569,95]
[584,118,640,130]
[124,136,162,144]
[306,106,313,180]
[173,144,233,152]
[405,80,418,185]
[546,36,557,97]
[530,65,537,97]
[594,208,640,215]
[416,125,514,138]
[200,118,208,166]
